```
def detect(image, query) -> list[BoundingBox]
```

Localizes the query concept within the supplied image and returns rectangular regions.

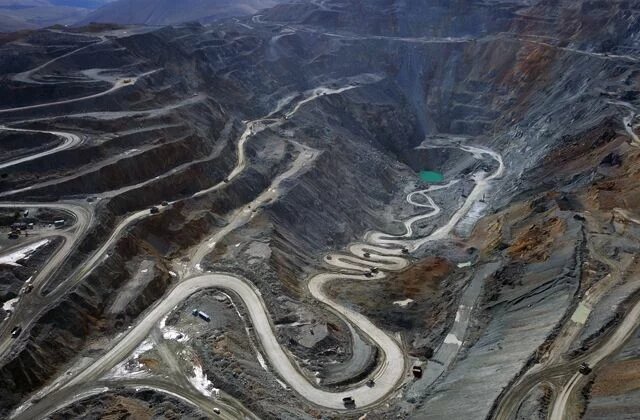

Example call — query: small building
[412,366,423,378]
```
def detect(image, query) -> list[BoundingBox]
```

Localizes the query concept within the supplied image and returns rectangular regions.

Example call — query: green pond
[419,171,444,183]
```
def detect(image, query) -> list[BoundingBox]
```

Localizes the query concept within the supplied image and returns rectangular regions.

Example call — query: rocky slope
[0,1,639,419]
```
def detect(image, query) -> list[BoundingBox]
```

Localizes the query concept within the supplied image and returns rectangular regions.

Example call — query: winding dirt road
[0,127,81,170]
[0,57,509,416]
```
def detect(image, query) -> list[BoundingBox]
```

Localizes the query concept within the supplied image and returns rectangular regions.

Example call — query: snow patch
[190,364,220,398]
[444,333,462,346]
[393,298,414,307]
[0,239,49,266]
[3,297,19,313]
[163,329,188,342]
[256,351,269,371]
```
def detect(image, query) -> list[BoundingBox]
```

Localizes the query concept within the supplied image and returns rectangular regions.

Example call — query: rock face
[0,0,639,419]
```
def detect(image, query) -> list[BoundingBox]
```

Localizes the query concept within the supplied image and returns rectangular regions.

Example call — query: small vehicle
[23,284,33,294]
[402,248,409,254]
[10,326,21,338]
[161,201,169,206]
[366,379,375,387]
[412,366,423,378]
[223,178,229,183]
[150,206,160,214]
[86,196,97,203]
[213,408,221,414]
[342,396,355,408]
[123,78,132,84]
[363,252,370,259]
[364,272,373,278]
[371,267,379,274]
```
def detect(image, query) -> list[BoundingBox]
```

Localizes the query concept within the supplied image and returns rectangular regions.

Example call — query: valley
[0,1,640,419]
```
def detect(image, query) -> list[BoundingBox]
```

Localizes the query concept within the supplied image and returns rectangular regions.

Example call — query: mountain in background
[0,0,115,31]
[78,0,287,26]
[0,0,287,32]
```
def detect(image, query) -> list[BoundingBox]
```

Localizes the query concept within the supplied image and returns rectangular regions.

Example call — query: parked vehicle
[11,326,21,338]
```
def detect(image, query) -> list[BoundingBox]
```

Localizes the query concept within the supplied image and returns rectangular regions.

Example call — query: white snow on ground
[107,339,154,379]
[190,364,220,398]
[393,298,414,307]
[2,297,18,313]
[256,351,269,371]
[158,308,188,341]
[162,329,188,341]
[444,333,463,346]
[0,239,49,266]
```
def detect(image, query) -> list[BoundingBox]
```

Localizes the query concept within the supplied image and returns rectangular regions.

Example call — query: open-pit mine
[1,1,640,419]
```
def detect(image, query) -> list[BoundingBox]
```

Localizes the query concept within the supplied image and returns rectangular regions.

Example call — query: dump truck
[579,362,592,375]
[54,219,65,228]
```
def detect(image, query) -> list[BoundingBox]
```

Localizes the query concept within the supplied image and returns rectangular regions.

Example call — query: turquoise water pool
[419,171,444,183]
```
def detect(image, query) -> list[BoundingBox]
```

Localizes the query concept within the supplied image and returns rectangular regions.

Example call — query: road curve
[0,201,93,357]
[0,71,157,115]
[0,126,82,170]
[549,295,640,420]
[1,63,508,415]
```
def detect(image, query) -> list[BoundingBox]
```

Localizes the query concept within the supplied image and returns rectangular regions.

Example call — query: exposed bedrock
[0,0,639,418]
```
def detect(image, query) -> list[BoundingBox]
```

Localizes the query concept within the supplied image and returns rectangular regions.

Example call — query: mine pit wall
[0,131,61,163]
[0,234,173,417]
[1,123,188,178]
[2,98,229,199]
[412,206,585,419]
[6,133,212,200]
